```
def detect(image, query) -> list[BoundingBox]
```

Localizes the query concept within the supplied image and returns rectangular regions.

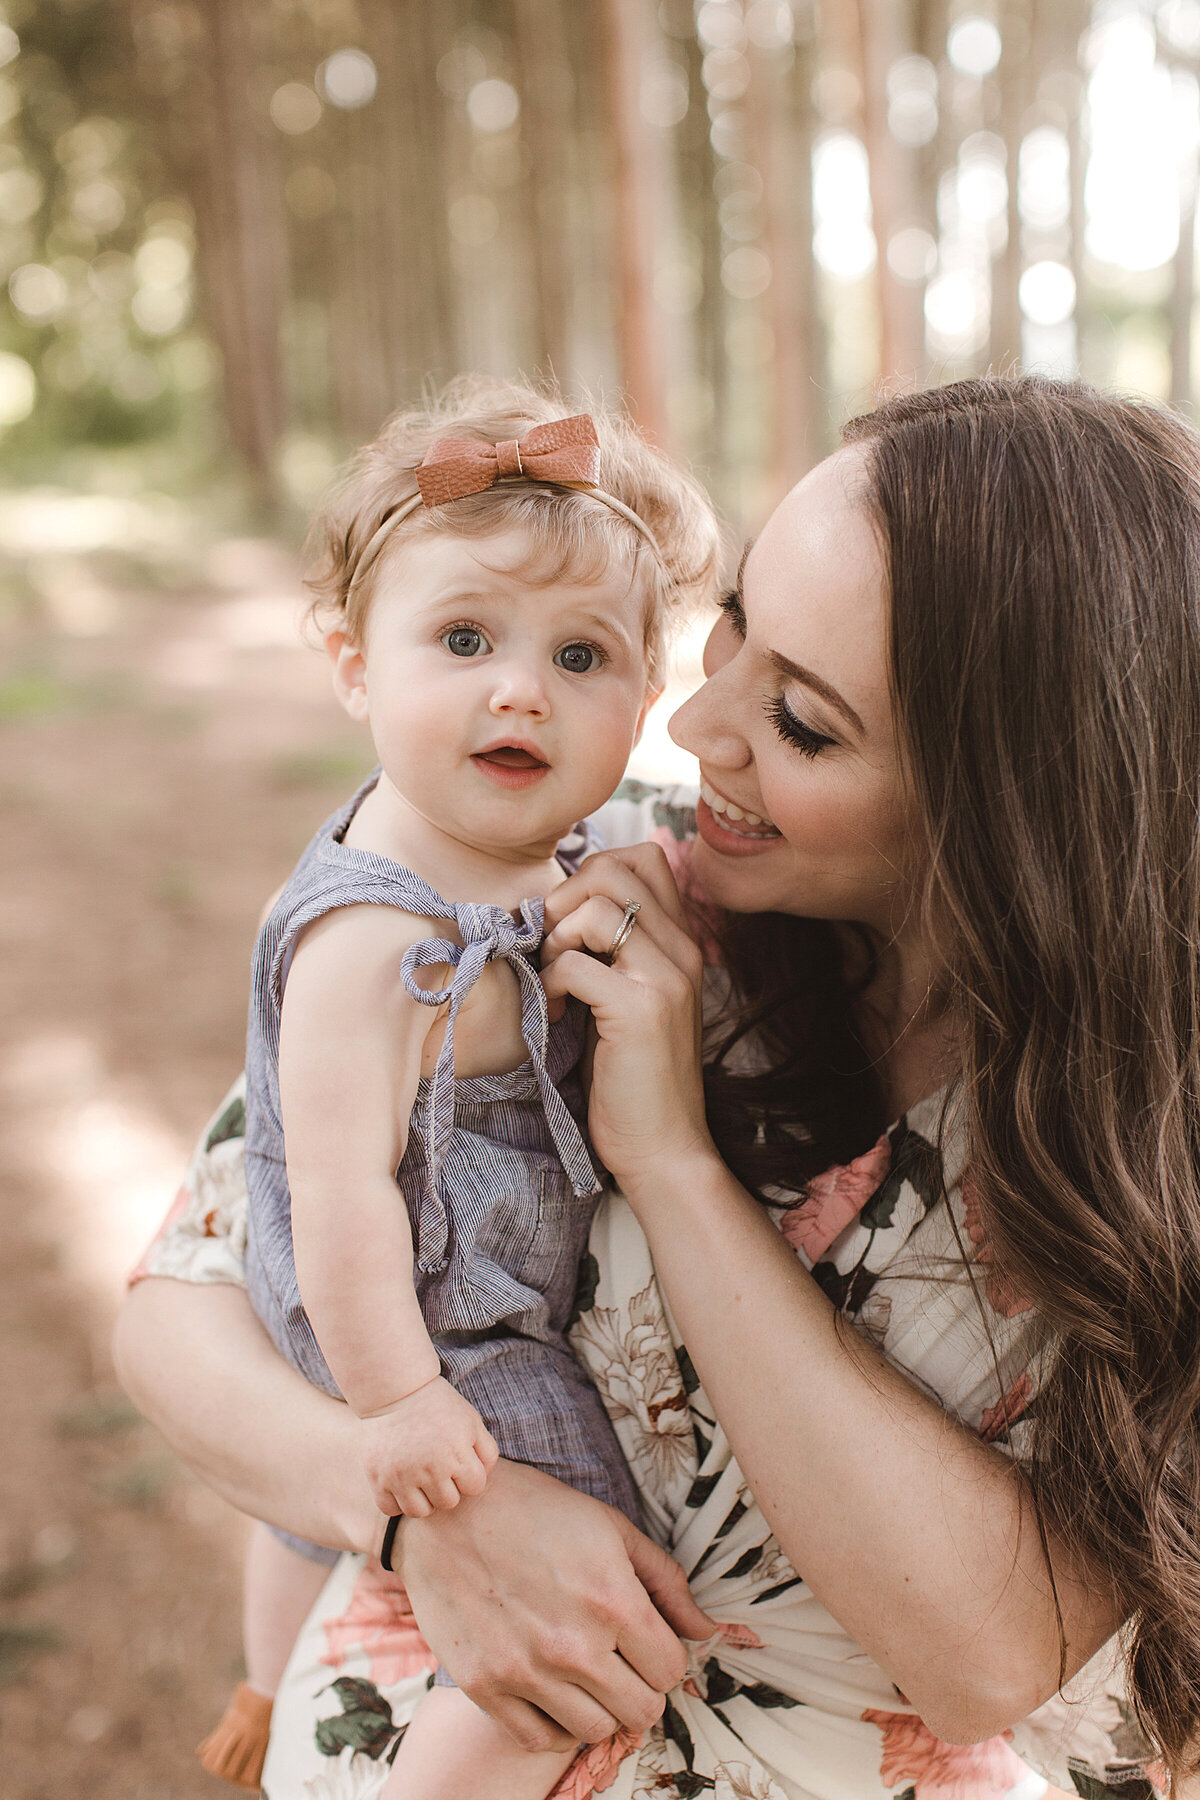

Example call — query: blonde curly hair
[305,375,724,687]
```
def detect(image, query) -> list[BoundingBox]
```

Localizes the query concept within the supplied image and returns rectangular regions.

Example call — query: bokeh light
[946,17,1002,79]
[812,131,876,280]
[317,48,378,111]
[466,78,520,133]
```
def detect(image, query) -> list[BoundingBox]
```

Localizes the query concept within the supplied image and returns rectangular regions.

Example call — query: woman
[117,377,1200,1798]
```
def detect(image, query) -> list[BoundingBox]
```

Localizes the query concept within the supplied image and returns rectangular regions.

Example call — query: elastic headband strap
[345,485,662,610]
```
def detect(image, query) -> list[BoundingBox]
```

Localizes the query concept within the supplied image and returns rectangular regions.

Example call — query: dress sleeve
[127,1075,249,1289]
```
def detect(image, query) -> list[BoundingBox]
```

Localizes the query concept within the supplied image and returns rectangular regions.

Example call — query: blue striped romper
[244,770,641,1570]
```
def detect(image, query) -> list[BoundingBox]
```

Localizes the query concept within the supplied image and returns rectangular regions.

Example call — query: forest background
[0,1,1195,1795]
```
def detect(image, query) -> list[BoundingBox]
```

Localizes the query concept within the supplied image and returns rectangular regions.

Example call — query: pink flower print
[977,1372,1034,1444]
[549,1725,643,1799]
[862,1709,1033,1800]
[781,1135,892,1263]
[718,1622,765,1651]
[961,1173,1033,1318]
[320,1564,437,1687]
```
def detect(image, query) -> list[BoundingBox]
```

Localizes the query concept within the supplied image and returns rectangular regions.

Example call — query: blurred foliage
[0,1,1195,537]
[0,0,219,493]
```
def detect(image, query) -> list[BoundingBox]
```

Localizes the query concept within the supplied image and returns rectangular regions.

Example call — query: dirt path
[0,531,371,1798]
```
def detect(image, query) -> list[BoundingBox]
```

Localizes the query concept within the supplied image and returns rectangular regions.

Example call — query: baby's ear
[326,629,370,723]
[632,684,664,748]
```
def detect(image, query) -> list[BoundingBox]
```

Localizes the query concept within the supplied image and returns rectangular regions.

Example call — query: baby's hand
[361,1378,499,1517]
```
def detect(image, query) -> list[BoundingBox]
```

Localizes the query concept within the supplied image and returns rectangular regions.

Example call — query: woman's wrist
[614,1134,727,1215]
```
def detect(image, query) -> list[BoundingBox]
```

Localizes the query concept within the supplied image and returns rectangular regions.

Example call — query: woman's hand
[398,1458,715,1751]
[540,844,717,1194]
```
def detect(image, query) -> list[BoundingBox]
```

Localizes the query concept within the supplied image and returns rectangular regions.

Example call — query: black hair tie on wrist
[380,1513,402,1573]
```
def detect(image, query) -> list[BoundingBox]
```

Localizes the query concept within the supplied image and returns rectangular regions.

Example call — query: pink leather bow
[416,414,601,507]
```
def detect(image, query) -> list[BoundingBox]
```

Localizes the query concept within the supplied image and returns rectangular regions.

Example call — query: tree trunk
[188,0,288,507]
[747,26,826,498]
[990,0,1031,373]
[514,0,573,379]
[600,0,669,442]
[854,0,925,389]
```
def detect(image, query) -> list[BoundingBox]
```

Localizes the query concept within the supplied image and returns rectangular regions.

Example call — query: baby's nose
[489,662,551,718]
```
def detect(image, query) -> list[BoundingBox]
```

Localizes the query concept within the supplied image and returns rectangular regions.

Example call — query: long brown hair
[711,376,1200,1773]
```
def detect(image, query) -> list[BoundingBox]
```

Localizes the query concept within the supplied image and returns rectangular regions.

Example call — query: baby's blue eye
[554,643,602,674]
[442,626,490,657]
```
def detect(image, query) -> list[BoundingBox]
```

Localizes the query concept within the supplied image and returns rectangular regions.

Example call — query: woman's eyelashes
[437,623,607,673]
[718,589,747,638]
[764,693,837,758]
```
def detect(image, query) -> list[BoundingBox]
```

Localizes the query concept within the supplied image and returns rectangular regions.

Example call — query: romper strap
[399,900,599,1275]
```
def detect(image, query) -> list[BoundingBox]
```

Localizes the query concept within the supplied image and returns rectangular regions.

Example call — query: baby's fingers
[477,1427,500,1468]
[397,1486,433,1519]
[427,1475,464,1511]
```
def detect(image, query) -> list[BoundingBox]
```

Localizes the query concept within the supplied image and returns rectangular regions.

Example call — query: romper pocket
[522,1159,593,1321]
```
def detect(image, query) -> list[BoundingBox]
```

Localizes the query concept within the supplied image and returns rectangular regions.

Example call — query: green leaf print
[811,1261,854,1308]
[725,1544,763,1580]
[675,1777,715,1798]
[206,1094,246,1152]
[752,1574,802,1604]
[566,1252,600,1329]
[896,1787,917,1800]
[1067,1767,1159,1800]
[684,1469,723,1510]
[700,1658,741,1706]
[846,1263,880,1315]
[859,1120,942,1229]
[714,1497,749,1541]
[314,1676,400,1761]
[677,1345,701,1394]
[737,1680,801,1709]
[662,1696,698,1770]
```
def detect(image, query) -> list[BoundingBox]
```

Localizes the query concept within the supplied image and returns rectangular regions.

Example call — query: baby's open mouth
[471,742,552,787]
[474,746,548,770]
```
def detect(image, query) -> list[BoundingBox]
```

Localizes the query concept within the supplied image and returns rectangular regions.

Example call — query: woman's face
[669,447,919,936]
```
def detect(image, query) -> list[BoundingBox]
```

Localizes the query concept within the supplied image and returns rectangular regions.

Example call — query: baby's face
[332,527,657,858]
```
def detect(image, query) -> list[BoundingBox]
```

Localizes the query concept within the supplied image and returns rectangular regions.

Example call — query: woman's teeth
[700,780,779,835]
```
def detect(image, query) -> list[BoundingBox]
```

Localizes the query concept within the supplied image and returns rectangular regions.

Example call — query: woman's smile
[696,774,783,856]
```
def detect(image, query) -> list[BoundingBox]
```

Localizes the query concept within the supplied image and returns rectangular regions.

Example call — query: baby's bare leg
[382,1685,578,1800]
[243,1521,330,1696]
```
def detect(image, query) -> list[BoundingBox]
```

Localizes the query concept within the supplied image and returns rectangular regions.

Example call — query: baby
[197,377,720,1798]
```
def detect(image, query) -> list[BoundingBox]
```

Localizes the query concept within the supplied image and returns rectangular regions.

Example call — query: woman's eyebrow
[765,650,865,735]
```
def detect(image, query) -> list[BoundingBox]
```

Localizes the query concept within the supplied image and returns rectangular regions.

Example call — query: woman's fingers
[543,843,693,943]
[482,1695,578,1755]
[618,1520,718,1644]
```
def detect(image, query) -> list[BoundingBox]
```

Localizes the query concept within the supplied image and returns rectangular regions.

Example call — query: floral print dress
[132,784,1163,1800]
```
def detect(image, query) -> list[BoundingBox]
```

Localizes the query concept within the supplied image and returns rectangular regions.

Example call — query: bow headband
[345,413,661,606]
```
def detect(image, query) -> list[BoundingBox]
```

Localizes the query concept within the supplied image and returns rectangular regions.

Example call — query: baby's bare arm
[279,905,445,1416]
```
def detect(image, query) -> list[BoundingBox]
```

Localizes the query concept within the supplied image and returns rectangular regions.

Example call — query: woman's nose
[489,661,551,720]
[669,661,749,769]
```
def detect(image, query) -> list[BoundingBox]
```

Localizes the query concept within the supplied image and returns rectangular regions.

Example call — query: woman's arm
[113,1275,713,1746]
[540,844,1123,1745]
[113,1277,381,1555]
